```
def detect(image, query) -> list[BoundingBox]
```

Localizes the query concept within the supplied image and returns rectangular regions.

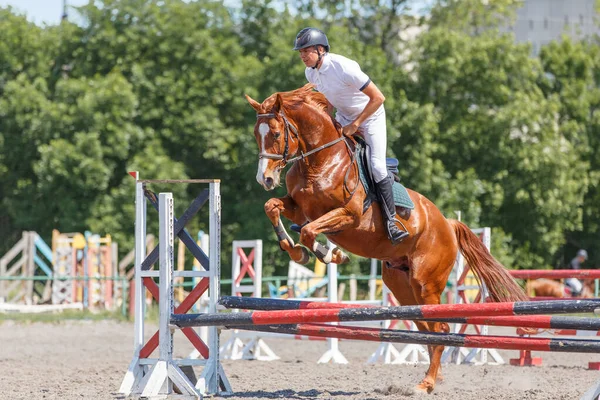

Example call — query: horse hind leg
[410,259,455,393]
[382,267,448,391]
[411,295,448,393]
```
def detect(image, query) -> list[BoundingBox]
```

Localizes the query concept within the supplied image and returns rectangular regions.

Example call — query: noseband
[256,110,348,166]
[256,111,299,165]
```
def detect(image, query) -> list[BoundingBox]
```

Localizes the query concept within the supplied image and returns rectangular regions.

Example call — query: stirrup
[386,220,409,245]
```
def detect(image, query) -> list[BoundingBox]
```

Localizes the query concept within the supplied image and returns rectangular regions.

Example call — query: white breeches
[336,110,388,183]
[565,278,583,294]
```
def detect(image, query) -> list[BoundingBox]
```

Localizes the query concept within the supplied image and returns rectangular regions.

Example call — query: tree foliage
[1,0,599,278]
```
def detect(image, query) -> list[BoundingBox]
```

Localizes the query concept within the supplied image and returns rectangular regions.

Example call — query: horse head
[245,92,301,190]
[246,84,341,191]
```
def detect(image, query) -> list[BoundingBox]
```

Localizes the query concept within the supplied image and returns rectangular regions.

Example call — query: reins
[256,109,360,197]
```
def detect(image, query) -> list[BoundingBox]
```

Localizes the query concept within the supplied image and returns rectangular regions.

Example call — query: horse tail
[450,219,528,303]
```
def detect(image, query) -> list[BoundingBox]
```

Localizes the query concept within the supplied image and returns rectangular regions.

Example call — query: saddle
[352,136,414,213]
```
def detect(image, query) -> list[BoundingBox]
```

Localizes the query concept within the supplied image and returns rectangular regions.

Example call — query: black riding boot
[376,175,409,245]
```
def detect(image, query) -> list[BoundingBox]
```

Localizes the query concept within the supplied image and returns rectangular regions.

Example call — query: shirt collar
[318,53,331,73]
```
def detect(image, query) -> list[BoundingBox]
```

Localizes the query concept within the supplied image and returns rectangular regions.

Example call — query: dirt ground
[0,319,599,400]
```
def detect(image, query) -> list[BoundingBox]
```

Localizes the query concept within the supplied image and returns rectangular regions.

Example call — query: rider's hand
[342,123,359,137]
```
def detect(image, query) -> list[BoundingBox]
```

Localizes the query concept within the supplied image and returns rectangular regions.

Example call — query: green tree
[539,37,600,266]
[391,4,589,269]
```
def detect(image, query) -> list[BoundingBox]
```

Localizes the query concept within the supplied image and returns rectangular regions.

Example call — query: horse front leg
[300,207,357,264]
[264,196,311,265]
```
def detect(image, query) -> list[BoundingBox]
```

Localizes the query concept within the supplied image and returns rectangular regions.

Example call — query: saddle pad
[355,140,414,210]
[392,181,415,210]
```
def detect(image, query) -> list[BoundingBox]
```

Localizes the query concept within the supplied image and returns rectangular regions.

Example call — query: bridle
[256,110,348,166]
[256,111,299,165]
[255,109,359,196]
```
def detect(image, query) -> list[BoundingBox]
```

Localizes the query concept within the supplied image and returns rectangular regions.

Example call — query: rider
[293,27,409,245]
[565,249,587,296]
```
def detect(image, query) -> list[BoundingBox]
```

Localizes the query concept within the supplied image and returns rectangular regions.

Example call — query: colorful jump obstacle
[0,231,54,306]
[1,230,125,313]
[51,230,117,309]
[119,174,231,399]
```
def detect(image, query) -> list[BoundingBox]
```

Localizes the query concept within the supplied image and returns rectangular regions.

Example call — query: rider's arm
[352,81,385,128]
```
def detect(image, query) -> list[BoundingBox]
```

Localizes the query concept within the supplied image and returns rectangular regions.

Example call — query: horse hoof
[415,381,434,394]
[297,247,310,265]
[333,248,350,264]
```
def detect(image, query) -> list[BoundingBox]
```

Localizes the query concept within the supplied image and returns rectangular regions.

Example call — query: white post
[119,172,147,395]
[158,193,175,393]
[137,193,199,398]
[197,231,209,341]
[368,259,378,301]
[121,177,232,398]
[317,240,348,364]
[254,241,263,298]
[197,181,232,395]
[582,380,600,400]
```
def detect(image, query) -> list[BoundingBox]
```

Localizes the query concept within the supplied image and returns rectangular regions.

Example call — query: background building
[509,0,599,54]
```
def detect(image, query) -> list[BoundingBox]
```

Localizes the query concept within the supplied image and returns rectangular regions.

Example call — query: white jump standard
[119,173,231,399]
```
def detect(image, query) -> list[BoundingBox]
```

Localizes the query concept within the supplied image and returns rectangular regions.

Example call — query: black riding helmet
[293,27,330,52]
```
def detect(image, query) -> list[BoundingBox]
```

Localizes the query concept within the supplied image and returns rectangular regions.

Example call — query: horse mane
[281,84,328,111]
[261,84,342,131]
[261,84,325,115]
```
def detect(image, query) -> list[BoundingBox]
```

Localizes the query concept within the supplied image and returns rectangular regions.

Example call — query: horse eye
[273,131,281,139]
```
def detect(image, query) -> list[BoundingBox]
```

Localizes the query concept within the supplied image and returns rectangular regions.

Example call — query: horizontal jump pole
[510,270,600,279]
[220,296,600,331]
[231,329,327,341]
[528,297,586,301]
[171,299,600,328]
[138,179,220,184]
[220,296,363,310]
[227,323,600,354]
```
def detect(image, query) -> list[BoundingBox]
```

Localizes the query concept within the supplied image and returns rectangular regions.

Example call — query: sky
[0,0,435,26]
[0,0,88,25]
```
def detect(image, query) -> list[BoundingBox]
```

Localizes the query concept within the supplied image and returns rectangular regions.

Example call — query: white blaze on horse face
[256,122,270,185]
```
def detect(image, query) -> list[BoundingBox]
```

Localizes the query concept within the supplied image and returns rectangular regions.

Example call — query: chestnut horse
[525,278,565,298]
[526,278,595,298]
[245,84,527,393]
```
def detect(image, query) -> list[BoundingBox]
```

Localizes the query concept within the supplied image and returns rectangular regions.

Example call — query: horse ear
[272,93,284,113]
[245,94,261,112]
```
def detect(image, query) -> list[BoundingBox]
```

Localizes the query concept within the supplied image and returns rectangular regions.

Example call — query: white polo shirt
[305,53,383,122]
